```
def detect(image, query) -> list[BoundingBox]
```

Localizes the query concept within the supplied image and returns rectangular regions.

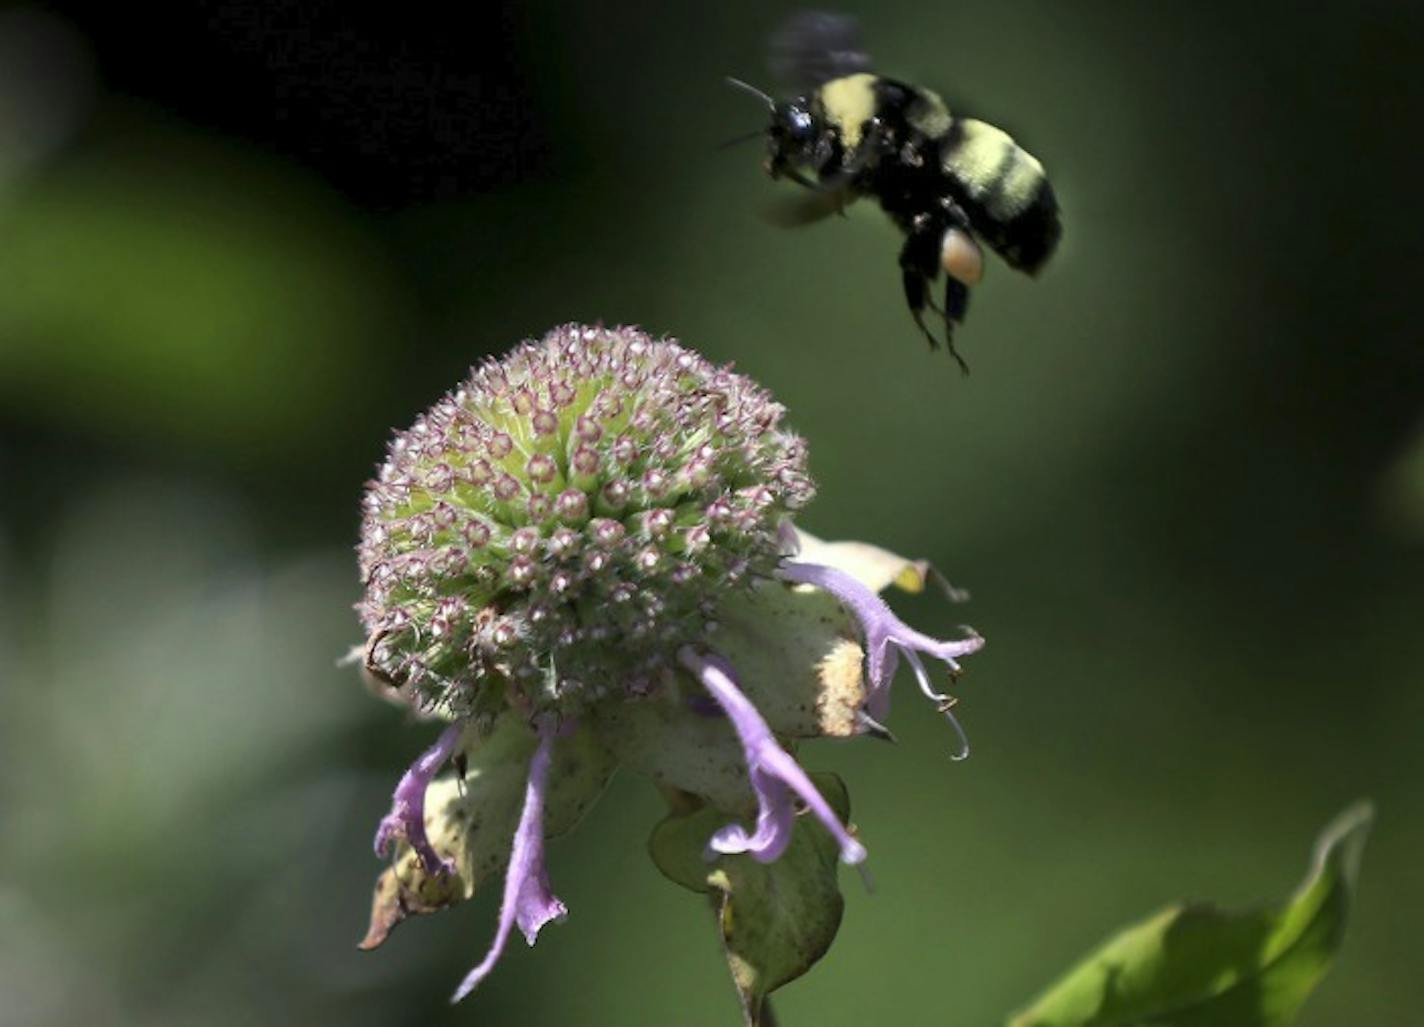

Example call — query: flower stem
[760,997,780,1027]
[708,890,782,1027]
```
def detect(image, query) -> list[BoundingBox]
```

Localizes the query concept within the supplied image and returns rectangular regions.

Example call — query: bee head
[725,78,821,181]
[766,98,819,179]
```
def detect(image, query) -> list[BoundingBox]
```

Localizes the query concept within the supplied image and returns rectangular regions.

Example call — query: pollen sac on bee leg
[941,227,984,287]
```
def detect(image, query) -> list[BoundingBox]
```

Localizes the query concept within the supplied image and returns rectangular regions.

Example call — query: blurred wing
[768,10,873,92]
[759,186,855,228]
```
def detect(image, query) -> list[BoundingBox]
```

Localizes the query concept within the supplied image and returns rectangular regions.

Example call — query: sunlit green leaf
[649,772,853,1026]
[1007,802,1373,1027]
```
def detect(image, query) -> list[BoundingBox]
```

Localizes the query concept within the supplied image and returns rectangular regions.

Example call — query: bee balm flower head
[358,323,813,717]
[355,325,983,1003]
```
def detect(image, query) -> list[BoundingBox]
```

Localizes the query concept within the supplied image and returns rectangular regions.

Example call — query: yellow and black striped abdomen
[941,118,1060,273]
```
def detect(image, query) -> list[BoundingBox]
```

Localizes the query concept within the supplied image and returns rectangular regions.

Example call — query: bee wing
[759,185,856,228]
[768,10,873,92]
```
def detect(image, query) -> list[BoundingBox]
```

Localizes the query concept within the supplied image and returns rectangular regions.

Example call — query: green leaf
[1007,802,1373,1027]
[649,772,854,1026]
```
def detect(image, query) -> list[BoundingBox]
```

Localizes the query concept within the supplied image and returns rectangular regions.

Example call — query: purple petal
[708,765,797,861]
[373,721,463,875]
[450,723,566,1003]
[679,647,867,867]
[778,559,983,750]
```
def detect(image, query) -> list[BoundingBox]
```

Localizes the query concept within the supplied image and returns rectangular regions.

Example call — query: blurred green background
[2,1,1421,1024]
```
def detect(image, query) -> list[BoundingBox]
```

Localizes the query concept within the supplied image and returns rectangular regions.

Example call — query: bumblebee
[733,12,1062,371]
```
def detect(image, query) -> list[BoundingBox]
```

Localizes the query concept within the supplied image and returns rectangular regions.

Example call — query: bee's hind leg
[901,268,940,351]
[940,276,971,375]
[899,222,970,373]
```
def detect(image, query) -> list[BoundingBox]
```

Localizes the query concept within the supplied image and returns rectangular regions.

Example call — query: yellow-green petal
[793,526,953,596]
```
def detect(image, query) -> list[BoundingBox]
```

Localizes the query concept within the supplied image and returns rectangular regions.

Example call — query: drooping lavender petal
[678,646,868,867]
[778,559,983,734]
[373,721,463,874]
[450,723,567,1003]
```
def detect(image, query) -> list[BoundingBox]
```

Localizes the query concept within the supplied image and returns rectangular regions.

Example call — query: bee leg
[782,167,820,191]
[817,126,880,216]
[941,277,971,375]
[901,269,940,351]
[899,221,968,369]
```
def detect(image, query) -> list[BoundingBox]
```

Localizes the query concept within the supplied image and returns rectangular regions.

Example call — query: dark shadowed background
[1,1,1421,1024]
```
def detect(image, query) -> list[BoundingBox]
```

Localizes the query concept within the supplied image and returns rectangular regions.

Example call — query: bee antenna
[725,76,775,110]
[716,127,766,151]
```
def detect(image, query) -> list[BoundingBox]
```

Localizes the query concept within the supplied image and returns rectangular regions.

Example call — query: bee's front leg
[812,124,882,215]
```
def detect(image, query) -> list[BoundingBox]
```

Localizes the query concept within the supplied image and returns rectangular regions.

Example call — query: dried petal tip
[678,646,868,867]
[778,559,983,755]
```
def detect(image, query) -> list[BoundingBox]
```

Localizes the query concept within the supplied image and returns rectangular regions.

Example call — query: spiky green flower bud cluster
[357,324,815,715]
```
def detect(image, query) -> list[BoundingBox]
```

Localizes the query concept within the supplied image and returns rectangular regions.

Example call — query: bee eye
[774,103,815,145]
